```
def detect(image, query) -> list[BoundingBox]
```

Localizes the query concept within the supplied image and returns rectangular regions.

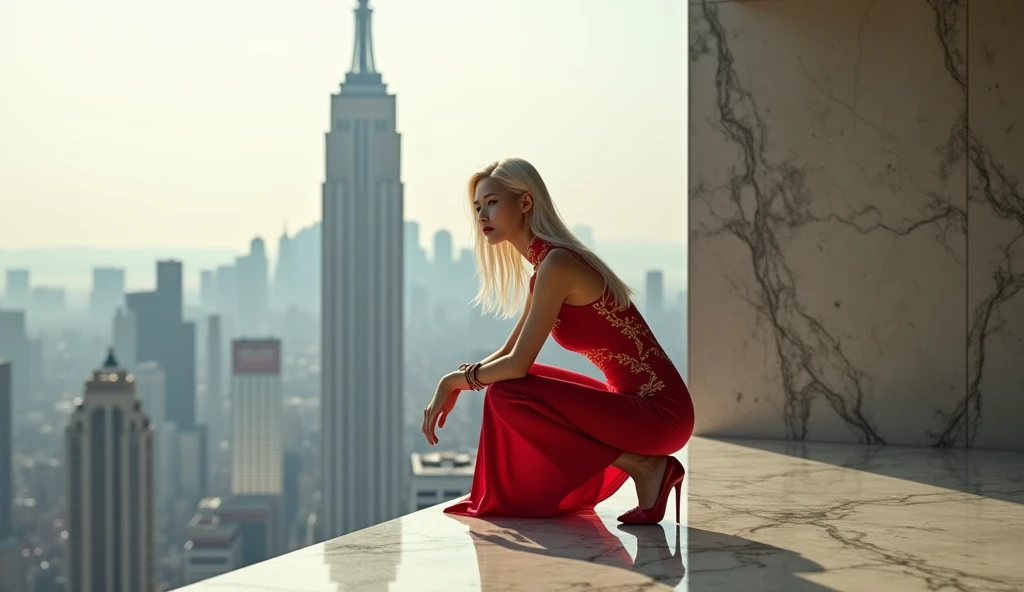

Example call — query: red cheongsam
[445,236,695,518]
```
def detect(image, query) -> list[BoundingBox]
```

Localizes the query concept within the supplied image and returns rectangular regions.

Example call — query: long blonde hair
[467,157,634,318]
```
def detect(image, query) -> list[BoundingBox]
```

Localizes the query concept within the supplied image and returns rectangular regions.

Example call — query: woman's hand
[422,372,467,446]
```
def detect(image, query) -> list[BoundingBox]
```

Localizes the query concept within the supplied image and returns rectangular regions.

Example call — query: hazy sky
[0,0,687,256]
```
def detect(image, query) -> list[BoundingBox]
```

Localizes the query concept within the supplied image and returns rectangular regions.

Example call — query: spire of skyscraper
[343,0,385,91]
[103,347,119,369]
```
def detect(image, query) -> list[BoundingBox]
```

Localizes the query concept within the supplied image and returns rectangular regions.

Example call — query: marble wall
[688,0,1023,449]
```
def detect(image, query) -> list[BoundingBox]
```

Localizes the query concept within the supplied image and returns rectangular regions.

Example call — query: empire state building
[321,0,404,538]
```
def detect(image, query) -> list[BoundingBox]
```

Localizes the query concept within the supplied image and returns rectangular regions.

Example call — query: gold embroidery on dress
[532,236,668,397]
[527,238,553,270]
[585,302,669,397]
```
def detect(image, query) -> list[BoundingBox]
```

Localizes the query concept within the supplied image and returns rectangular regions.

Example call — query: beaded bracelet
[464,362,486,391]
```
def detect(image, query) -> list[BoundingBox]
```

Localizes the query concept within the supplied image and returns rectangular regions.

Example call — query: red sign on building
[232,340,281,375]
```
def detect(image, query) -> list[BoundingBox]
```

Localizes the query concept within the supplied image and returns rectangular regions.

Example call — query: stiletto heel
[673,481,681,524]
[617,456,686,525]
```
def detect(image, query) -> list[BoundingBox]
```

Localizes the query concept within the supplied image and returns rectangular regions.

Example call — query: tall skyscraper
[3,269,29,310]
[237,238,269,333]
[127,260,196,429]
[0,360,11,540]
[206,316,226,464]
[157,259,183,322]
[200,270,217,312]
[112,307,137,371]
[294,222,322,315]
[133,362,169,506]
[322,0,405,538]
[65,349,154,592]
[231,339,283,496]
[214,264,238,317]
[273,230,296,312]
[32,286,66,316]
[90,267,125,322]
[433,229,453,269]
[0,311,29,408]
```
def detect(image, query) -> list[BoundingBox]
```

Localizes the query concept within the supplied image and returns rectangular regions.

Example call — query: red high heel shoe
[617,456,685,525]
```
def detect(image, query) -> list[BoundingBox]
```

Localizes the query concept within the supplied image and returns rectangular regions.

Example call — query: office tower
[273,230,295,312]
[65,349,154,592]
[185,511,242,584]
[90,267,125,322]
[3,269,29,310]
[403,221,429,286]
[0,311,29,408]
[200,270,217,312]
[231,339,282,496]
[193,496,280,568]
[282,451,302,548]
[32,286,65,316]
[157,259,183,322]
[237,238,269,333]
[433,229,453,270]
[177,425,208,500]
[645,270,665,317]
[409,451,474,512]
[215,264,238,317]
[432,229,455,307]
[112,308,137,371]
[322,0,404,538]
[206,316,226,473]
[294,222,322,315]
[127,260,195,429]
[0,360,10,540]
[134,362,166,429]
[133,362,167,508]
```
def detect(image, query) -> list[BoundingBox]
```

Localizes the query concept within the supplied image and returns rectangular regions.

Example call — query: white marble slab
[180,437,1024,591]
[966,0,1024,450]
[688,0,971,447]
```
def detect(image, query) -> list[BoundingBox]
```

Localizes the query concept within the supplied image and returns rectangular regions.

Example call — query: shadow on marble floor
[720,437,1024,506]
[449,512,834,591]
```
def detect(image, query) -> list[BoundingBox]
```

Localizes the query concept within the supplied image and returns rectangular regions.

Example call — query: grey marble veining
[689,0,969,446]
[180,438,1024,591]
[964,0,1024,451]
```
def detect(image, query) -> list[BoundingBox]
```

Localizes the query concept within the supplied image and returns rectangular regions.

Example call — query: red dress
[444,236,695,518]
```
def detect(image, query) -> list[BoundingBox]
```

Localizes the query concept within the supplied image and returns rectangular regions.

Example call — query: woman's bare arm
[468,252,575,385]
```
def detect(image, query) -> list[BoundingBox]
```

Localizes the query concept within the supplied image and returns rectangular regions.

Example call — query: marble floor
[182,437,1024,591]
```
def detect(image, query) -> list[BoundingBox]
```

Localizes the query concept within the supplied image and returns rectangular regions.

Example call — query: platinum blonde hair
[468,157,634,318]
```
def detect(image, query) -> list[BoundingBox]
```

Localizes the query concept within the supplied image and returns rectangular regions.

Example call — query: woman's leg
[523,363,675,510]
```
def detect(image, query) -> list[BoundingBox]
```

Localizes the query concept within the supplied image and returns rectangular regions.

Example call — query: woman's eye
[488,200,498,206]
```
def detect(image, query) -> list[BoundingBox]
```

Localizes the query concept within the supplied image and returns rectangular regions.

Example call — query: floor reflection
[322,518,402,591]
[449,511,832,591]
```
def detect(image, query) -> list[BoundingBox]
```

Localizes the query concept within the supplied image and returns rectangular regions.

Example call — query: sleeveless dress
[444,236,696,518]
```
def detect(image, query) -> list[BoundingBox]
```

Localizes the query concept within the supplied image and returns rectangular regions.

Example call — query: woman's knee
[484,378,532,410]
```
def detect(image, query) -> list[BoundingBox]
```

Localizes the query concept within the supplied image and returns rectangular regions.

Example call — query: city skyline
[0,2,690,587]
[0,0,687,252]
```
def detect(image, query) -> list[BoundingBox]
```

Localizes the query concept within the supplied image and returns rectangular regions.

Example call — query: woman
[421,157,695,524]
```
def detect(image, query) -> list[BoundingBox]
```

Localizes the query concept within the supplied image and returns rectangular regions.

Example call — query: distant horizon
[0,234,688,296]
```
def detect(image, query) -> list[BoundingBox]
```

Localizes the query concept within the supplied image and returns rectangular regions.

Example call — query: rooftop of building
[410,450,475,477]
[179,436,1024,591]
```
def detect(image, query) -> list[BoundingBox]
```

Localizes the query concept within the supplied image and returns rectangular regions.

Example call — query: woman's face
[473,177,531,245]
